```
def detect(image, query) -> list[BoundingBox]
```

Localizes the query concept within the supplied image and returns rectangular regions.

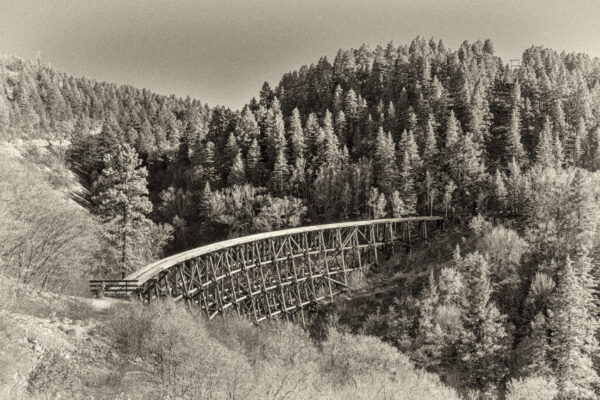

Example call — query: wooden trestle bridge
[90,216,443,325]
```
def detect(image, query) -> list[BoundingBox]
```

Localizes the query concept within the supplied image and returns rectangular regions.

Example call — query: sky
[1,0,599,110]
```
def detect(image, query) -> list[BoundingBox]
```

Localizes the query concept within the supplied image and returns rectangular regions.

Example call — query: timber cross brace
[90,216,444,325]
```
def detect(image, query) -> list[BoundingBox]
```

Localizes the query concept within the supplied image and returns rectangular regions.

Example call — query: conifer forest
[1,28,600,400]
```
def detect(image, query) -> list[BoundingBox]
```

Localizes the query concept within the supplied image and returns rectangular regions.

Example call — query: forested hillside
[1,37,600,398]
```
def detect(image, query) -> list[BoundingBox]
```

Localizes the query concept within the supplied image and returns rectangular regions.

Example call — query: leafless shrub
[0,156,101,294]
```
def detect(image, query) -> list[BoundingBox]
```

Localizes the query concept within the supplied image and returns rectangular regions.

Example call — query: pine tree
[413,271,445,369]
[265,108,286,165]
[246,138,263,185]
[390,190,407,217]
[445,110,461,152]
[332,85,344,115]
[399,150,417,213]
[271,148,288,196]
[535,117,555,168]
[493,169,507,211]
[570,118,585,167]
[289,156,307,198]
[236,107,260,151]
[259,81,273,107]
[506,157,522,215]
[551,99,567,138]
[367,188,387,219]
[93,143,154,275]
[443,180,456,218]
[519,312,553,378]
[317,128,342,168]
[373,128,398,196]
[334,110,347,145]
[305,112,320,156]
[549,256,599,399]
[506,106,526,166]
[423,114,439,171]
[424,170,437,216]
[344,89,359,122]
[289,108,306,160]
[385,101,398,137]
[468,80,491,148]
[224,132,240,172]
[399,129,422,173]
[227,151,246,186]
[511,80,522,107]
[202,140,219,186]
[553,132,564,168]
[457,252,511,393]
[197,181,212,219]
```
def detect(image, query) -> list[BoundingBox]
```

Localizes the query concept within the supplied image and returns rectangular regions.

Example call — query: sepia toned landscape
[1,1,600,399]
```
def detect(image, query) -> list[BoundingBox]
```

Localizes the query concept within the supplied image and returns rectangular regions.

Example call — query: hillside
[0,278,465,400]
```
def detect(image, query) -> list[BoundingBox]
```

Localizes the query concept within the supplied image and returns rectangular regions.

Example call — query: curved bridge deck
[90,216,443,324]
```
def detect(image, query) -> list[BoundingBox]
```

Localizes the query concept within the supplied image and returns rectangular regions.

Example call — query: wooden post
[319,230,335,299]
[254,241,273,319]
[287,236,306,326]
[370,224,378,264]
[270,238,289,321]
[240,246,259,324]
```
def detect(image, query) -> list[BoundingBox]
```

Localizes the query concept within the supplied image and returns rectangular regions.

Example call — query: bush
[506,376,558,400]
[106,301,461,400]
[0,156,102,295]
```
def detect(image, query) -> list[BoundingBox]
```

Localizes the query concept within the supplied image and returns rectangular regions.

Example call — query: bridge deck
[90,216,444,323]
[124,216,443,286]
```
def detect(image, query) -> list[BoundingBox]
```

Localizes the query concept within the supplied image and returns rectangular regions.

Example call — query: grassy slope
[0,281,463,400]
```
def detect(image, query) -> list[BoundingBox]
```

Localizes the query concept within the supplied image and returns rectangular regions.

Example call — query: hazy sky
[1,0,599,109]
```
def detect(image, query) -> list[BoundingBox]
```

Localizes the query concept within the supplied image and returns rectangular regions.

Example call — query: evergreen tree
[424,170,437,216]
[443,180,456,218]
[224,132,240,172]
[93,143,154,275]
[535,117,555,168]
[271,148,289,196]
[506,106,526,166]
[265,107,286,166]
[506,157,523,216]
[334,110,347,145]
[519,312,553,378]
[390,190,407,217]
[227,151,246,186]
[202,140,219,186]
[246,138,263,185]
[553,133,564,168]
[457,252,511,393]
[493,169,507,210]
[399,150,417,213]
[549,256,599,399]
[373,128,398,196]
[197,181,212,219]
[236,107,260,151]
[305,112,321,156]
[423,114,439,171]
[399,129,422,173]
[570,118,585,167]
[289,156,308,199]
[367,187,387,219]
[289,108,306,160]
[468,80,491,148]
